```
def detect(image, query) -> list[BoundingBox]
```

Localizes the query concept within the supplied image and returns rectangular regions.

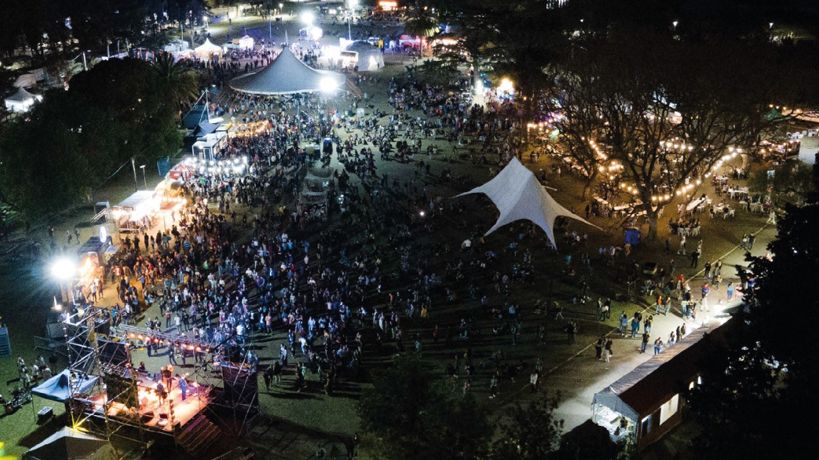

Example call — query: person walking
[640,332,649,353]
[654,338,663,355]
[726,282,735,301]
[630,315,640,338]
[604,339,613,363]
[263,366,273,392]
[595,337,604,360]
[619,312,628,336]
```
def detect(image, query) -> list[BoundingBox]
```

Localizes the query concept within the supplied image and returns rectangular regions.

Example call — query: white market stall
[5,87,42,113]
[343,41,384,71]
[110,191,158,232]
[238,35,255,50]
[192,131,228,160]
[194,39,224,59]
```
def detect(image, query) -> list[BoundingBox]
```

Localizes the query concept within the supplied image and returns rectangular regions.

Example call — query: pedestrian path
[552,222,772,432]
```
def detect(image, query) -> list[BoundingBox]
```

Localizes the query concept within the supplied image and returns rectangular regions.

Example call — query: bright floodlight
[319,76,338,94]
[498,78,514,94]
[301,11,315,25]
[348,0,359,8]
[50,256,76,281]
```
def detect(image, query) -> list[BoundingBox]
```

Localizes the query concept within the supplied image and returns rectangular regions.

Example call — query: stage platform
[85,374,210,433]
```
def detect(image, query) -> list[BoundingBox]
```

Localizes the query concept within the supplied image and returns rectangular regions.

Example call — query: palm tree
[153,52,199,112]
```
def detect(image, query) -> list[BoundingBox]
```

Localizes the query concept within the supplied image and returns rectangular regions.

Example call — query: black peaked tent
[24,427,114,460]
[229,47,345,95]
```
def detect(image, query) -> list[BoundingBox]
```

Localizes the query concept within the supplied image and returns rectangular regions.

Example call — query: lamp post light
[347,0,359,41]
[140,164,147,189]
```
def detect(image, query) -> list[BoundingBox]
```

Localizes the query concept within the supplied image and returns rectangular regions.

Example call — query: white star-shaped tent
[457,157,600,248]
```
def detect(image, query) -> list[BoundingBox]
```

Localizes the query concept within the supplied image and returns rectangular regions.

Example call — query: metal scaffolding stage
[62,307,259,454]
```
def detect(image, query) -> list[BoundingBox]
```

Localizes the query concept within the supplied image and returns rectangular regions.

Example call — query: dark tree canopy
[359,355,492,460]
[688,163,819,458]
[0,58,183,219]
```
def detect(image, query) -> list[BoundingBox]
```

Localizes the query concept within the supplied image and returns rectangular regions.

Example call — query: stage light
[50,256,77,282]
[319,76,338,94]
[301,11,315,26]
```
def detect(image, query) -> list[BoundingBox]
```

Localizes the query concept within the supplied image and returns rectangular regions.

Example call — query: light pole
[347,0,359,41]
[140,164,147,189]
[131,157,138,191]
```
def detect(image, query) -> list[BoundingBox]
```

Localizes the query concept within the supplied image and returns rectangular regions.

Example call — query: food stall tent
[110,190,157,232]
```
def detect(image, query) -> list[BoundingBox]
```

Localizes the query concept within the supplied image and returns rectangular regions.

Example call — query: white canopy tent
[457,157,599,248]
[14,73,37,88]
[194,38,223,58]
[5,87,42,113]
[14,68,46,88]
[229,47,345,95]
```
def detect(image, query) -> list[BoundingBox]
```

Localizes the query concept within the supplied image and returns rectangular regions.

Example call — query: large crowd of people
[42,43,762,416]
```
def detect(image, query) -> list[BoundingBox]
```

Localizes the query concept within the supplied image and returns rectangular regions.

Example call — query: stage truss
[63,308,259,448]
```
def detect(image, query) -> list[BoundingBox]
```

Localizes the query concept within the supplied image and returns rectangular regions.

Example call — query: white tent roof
[194,38,223,56]
[6,87,37,103]
[457,157,598,248]
[5,87,42,112]
[14,73,37,88]
[116,190,155,210]
[229,47,345,95]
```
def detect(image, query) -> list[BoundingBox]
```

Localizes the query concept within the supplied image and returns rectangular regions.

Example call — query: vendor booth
[110,191,158,232]
[592,317,737,450]
[237,35,255,50]
[192,131,228,160]
[344,41,384,71]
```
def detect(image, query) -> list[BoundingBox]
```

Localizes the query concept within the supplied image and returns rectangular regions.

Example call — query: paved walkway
[552,221,773,432]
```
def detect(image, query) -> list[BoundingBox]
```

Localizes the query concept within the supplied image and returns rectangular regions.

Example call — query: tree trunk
[646,209,659,240]
[582,170,598,200]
